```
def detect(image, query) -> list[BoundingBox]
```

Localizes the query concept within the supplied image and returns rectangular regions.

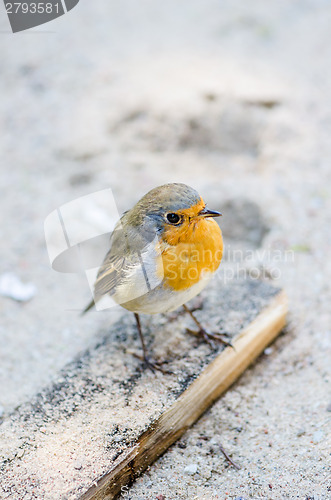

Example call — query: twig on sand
[220,444,241,470]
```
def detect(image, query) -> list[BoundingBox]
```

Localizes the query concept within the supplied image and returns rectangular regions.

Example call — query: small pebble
[184,463,198,475]
[312,430,324,443]
[297,428,305,437]
[17,449,25,459]
[113,435,123,442]
[0,272,37,302]
[326,402,331,412]
[264,347,273,355]
[74,461,83,470]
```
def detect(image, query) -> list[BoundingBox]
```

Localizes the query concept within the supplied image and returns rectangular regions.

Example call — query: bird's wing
[93,217,154,303]
[82,230,127,313]
[83,213,161,312]
[81,251,127,314]
[93,252,126,299]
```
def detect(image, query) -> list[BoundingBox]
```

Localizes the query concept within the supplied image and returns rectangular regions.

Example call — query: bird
[83,183,228,372]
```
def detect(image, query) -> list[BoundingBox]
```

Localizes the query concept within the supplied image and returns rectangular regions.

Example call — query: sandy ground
[0,0,330,499]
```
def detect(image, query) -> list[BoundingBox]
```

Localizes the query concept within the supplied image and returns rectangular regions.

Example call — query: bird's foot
[186,327,233,349]
[132,352,173,375]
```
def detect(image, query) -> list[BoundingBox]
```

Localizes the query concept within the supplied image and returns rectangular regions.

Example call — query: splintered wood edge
[81,290,288,500]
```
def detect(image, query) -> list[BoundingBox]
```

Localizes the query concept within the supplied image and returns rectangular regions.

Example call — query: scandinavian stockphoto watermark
[44,189,294,311]
[3,0,80,32]
[44,188,164,311]
[217,245,294,284]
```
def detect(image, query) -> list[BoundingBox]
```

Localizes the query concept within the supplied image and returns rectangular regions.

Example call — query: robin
[83,183,229,372]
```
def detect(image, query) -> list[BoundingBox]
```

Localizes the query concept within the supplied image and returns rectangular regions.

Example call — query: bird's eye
[166,213,181,224]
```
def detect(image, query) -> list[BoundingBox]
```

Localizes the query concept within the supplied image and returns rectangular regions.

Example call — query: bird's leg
[133,313,172,374]
[183,304,233,348]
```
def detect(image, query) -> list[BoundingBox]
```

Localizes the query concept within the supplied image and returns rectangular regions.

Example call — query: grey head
[126,183,202,228]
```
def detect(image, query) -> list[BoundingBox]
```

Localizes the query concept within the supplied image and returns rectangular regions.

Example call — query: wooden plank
[0,281,287,500]
[81,290,288,500]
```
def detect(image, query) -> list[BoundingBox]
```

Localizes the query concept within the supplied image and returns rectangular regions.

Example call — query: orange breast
[160,218,223,291]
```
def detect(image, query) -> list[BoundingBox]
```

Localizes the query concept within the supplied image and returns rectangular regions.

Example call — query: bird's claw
[186,327,233,349]
[132,353,173,375]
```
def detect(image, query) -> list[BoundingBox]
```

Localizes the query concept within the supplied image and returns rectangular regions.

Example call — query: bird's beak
[199,207,222,218]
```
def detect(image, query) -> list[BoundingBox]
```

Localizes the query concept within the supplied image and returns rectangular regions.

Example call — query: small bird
[83,183,228,372]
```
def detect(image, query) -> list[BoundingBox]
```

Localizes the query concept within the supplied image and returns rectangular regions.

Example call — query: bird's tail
[81,298,95,315]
